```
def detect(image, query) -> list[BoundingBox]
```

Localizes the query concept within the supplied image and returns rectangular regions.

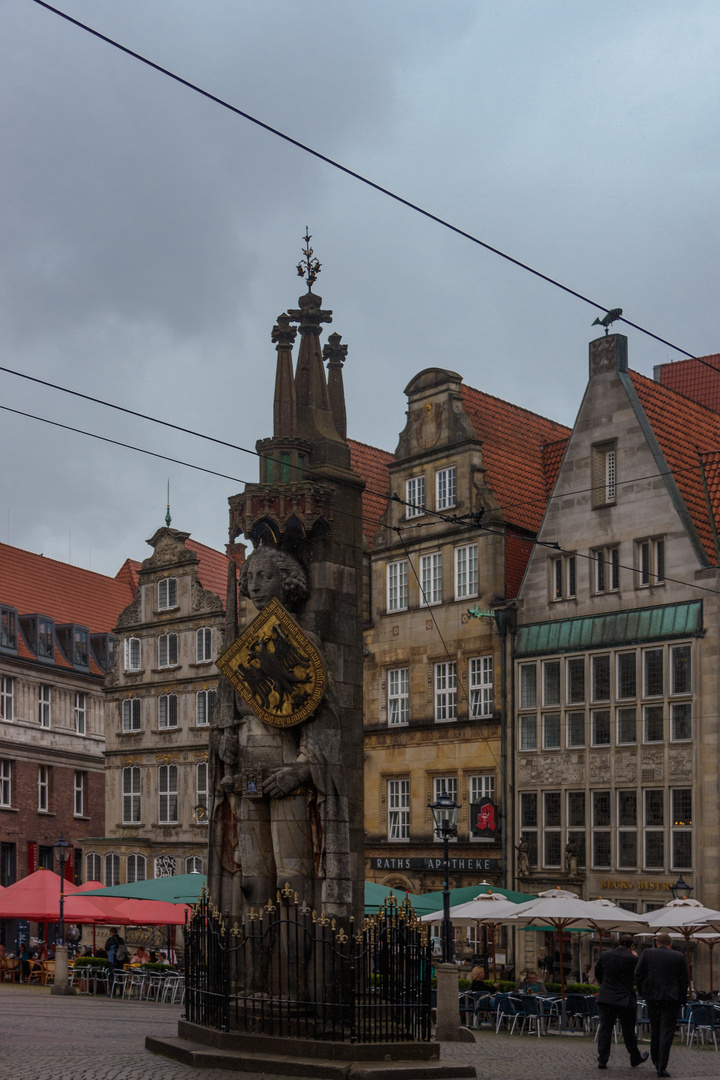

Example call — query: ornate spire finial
[296,228,321,290]
[165,479,171,527]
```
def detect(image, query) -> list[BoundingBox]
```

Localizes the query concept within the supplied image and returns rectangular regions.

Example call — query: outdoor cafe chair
[1,958,20,983]
[110,970,129,998]
[686,1003,720,1050]
[124,969,148,1000]
[495,995,522,1035]
[458,992,475,1026]
[515,994,545,1037]
[160,973,183,1004]
[472,992,495,1028]
[565,993,592,1034]
[26,960,44,985]
[40,960,55,986]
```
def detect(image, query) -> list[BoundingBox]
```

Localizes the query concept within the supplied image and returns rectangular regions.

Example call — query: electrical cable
[29,0,708,364]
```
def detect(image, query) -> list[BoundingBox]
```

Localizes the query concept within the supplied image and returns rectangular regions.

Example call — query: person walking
[594,934,649,1070]
[635,934,688,1078]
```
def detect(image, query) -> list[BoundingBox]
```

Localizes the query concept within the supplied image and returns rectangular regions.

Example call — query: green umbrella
[364,881,409,914]
[81,873,206,905]
[410,882,536,916]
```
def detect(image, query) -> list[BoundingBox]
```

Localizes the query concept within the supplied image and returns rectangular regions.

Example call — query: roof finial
[165,479,172,527]
[297,228,321,291]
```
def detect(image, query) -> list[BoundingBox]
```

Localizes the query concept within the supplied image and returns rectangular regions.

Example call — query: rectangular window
[618,830,638,869]
[122,698,141,732]
[543,790,562,867]
[420,552,442,606]
[617,707,637,744]
[591,655,610,701]
[671,788,692,869]
[158,577,178,609]
[469,774,494,804]
[567,658,585,703]
[568,791,586,827]
[643,648,664,697]
[73,627,89,667]
[671,702,692,741]
[127,854,147,883]
[196,627,212,663]
[519,664,537,709]
[405,475,425,518]
[592,789,611,868]
[158,764,178,824]
[196,689,216,727]
[551,555,576,600]
[435,466,456,510]
[38,685,51,727]
[74,771,85,817]
[1,677,14,721]
[104,853,120,887]
[387,779,409,841]
[519,792,538,868]
[519,715,537,750]
[618,789,637,827]
[542,660,561,706]
[74,692,86,735]
[643,705,664,743]
[38,765,49,812]
[433,776,458,841]
[542,713,561,749]
[387,560,408,612]
[124,637,141,671]
[617,652,637,699]
[670,645,691,695]
[1,607,17,650]
[637,537,665,587]
[592,441,617,507]
[387,668,409,726]
[38,618,54,658]
[158,633,178,668]
[644,789,665,869]
[158,694,178,729]
[591,709,611,746]
[455,544,478,600]
[86,852,100,882]
[434,661,457,721]
[196,762,209,817]
[566,711,586,747]
[123,766,141,824]
[469,656,493,718]
[594,546,620,592]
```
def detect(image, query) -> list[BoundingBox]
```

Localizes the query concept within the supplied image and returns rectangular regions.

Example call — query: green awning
[516,600,703,657]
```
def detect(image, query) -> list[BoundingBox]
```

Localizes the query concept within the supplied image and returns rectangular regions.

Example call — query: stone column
[50,945,76,996]
[434,962,475,1042]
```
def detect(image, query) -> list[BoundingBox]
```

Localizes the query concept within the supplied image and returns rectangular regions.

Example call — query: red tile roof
[459,385,572,533]
[629,369,720,565]
[186,538,234,600]
[541,438,570,498]
[349,438,394,549]
[654,354,720,413]
[0,542,134,632]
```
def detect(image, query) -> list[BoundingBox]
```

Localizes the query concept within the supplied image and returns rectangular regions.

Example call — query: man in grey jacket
[635,935,688,1078]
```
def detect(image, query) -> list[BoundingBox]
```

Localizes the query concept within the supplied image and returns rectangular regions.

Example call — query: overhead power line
[31,0,705,364]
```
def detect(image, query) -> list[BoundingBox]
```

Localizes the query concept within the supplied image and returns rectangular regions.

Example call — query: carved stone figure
[209,547,350,918]
[565,840,579,876]
[517,838,530,877]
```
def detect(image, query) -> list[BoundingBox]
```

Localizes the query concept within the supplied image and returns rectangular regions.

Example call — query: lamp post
[53,836,72,945]
[428,789,461,963]
[670,875,693,900]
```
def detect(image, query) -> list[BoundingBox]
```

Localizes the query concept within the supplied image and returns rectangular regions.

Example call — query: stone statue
[565,839,579,876]
[516,838,530,877]
[210,546,351,918]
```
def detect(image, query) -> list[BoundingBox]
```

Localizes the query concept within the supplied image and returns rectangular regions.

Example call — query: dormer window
[73,627,89,667]
[38,618,54,658]
[91,633,116,671]
[0,607,17,651]
[158,577,178,610]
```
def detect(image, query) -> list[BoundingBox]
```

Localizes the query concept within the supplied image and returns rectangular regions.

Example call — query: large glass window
[455,544,478,600]
[104,853,120,887]
[644,790,665,869]
[671,789,692,870]
[387,779,409,841]
[420,552,442,606]
[73,771,85,817]
[0,677,14,721]
[566,711,585,747]
[542,713,561,749]
[387,560,408,612]
[196,762,209,819]
[158,765,178,824]
[592,790,611,868]
[591,709,611,746]
[519,792,538,868]
[617,707,637,744]
[75,692,87,735]
[158,694,178,729]
[543,661,561,706]
[519,664,537,709]
[123,767,141,824]
[643,649,664,697]
[567,658,585,703]
[671,702,691,741]
[543,791,562,867]
[196,690,215,727]
[158,577,178,609]
[591,655,611,702]
[127,854,147,883]
[38,685,51,727]
[435,466,456,510]
[86,852,101,882]
[617,652,637,699]
[124,637,141,671]
[196,628,212,663]
[469,656,493,718]
[158,633,178,668]
[405,476,425,518]
[122,698,141,732]
[519,715,537,750]
[434,661,457,721]
[643,705,664,743]
[387,668,409,726]
[671,646,691,695]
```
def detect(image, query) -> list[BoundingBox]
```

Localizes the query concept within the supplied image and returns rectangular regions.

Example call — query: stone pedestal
[435,963,475,1043]
[50,945,76,996]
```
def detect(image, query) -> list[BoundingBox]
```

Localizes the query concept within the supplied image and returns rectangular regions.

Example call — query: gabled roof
[654,354,720,413]
[349,438,393,549]
[0,542,135,633]
[629,369,720,565]
[459,384,571,533]
[186,538,233,600]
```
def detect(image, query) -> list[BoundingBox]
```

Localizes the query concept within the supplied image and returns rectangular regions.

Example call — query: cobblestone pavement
[1,985,718,1080]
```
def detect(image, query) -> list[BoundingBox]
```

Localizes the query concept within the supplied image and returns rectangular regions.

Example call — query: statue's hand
[262,764,310,798]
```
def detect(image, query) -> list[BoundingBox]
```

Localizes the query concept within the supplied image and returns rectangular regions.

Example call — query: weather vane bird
[592,308,623,334]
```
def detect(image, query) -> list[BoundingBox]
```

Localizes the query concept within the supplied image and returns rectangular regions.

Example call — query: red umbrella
[0,869,109,922]
[113,898,190,925]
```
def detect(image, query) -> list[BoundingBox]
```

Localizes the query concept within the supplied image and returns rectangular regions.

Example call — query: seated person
[470,965,498,994]
[132,946,150,964]
[516,969,547,993]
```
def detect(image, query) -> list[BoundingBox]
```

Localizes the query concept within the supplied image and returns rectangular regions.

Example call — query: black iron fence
[184,886,431,1042]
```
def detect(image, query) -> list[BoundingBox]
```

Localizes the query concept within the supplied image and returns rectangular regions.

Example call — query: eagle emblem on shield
[216,596,325,727]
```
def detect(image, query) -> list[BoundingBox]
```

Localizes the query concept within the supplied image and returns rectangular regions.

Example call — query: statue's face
[246,556,284,610]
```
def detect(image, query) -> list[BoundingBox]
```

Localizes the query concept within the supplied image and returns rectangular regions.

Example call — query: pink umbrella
[113,898,190,925]
[0,869,109,922]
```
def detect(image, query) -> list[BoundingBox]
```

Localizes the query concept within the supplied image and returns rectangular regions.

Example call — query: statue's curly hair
[238,546,310,606]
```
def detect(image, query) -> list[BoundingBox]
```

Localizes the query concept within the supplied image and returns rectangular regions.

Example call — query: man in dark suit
[594,934,649,1070]
[635,934,688,1078]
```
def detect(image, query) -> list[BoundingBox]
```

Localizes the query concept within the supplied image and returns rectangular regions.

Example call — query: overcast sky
[1,1,719,578]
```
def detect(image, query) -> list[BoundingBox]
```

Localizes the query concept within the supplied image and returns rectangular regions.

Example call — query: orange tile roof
[186,538,233,600]
[349,438,393,549]
[629,370,720,565]
[459,384,571,533]
[542,438,570,498]
[115,558,140,596]
[654,354,720,413]
[0,542,135,632]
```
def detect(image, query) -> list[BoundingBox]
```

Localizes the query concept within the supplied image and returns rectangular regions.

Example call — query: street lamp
[670,875,693,900]
[53,836,72,945]
[428,789,461,963]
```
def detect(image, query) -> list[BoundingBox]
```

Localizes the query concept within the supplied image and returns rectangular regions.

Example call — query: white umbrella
[505,889,649,1000]
[643,897,720,991]
[420,890,522,981]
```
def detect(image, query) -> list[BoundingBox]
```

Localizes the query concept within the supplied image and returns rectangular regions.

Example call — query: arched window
[104,852,120,887]
[158,577,178,610]
[127,853,147,884]
[196,627,212,663]
[86,852,101,883]
[158,694,178,728]
[122,698,141,731]
[158,633,178,668]
[186,856,203,874]
[124,637,141,671]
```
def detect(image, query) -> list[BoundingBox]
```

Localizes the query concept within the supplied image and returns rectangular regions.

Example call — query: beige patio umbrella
[420,890,522,981]
[643,897,720,992]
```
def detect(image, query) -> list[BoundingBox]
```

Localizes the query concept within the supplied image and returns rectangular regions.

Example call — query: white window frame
[643,789,665,870]
[74,692,87,735]
[387,779,410,841]
[186,856,203,874]
[124,637,141,671]
[104,853,120,887]
[434,661,457,722]
[420,552,442,606]
[519,663,537,709]
[405,475,425,518]
[196,627,212,663]
[158,633,179,669]
[158,764,178,824]
[158,694,178,729]
[196,689,215,727]
[122,698,141,732]
[594,545,620,593]
[38,764,49,812]
[38,684,51,727]
[591,790,612,869]
[542,712,561,750]
[387,560,408,613]
[158,577,178,610]
[73,770,85,817]
[566,710,586,748]
[469,655,493,718]
[1,676,14,721]
[123,766,142,824]
[455,543,478,600]
[127,853,147,883]
[86,852,101,882]
[387,668,409,726]
[551,554,576,600]
[670,788,692,870]
[542,790,563,868]
[518,715,537,750]
[196,762,209,818]
[435,466,456,510]
[636,537,665,588]
[433,776,458,842]
[617,789,638,870]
